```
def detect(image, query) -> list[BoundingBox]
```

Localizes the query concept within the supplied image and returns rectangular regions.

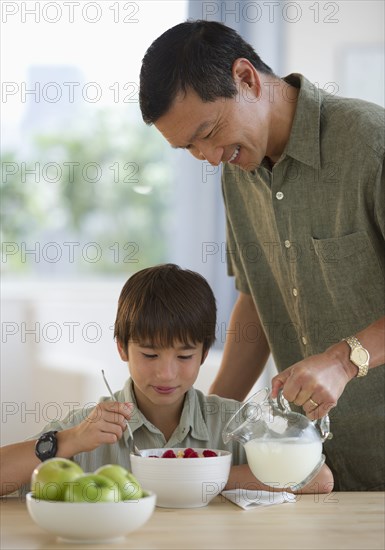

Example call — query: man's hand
[271,317,384,419]
[270,347,353,419]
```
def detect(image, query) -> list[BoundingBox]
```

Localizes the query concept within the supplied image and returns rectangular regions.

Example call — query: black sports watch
[35,431,58,462]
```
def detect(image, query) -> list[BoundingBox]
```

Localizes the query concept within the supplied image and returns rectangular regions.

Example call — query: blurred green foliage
[1,109,173,275]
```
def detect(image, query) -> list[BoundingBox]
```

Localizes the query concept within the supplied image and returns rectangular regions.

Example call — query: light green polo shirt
[28,379,246,475]
[221,73,385,490]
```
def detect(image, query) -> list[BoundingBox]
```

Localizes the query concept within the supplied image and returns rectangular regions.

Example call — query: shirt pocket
[311,231,384,319]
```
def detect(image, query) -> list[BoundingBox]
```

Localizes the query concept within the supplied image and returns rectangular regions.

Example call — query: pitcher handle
[276,389,333,442]
[315,414,333,442]
[276,389,291,413]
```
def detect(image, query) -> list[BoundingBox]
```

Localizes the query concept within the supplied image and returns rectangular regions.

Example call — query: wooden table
[1,492,384,550]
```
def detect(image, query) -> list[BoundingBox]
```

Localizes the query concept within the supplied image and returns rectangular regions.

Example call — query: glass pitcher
[223,388,332,490]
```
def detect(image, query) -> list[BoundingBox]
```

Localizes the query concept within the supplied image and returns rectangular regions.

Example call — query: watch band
[343,336,370,377]
[35,430,58,462]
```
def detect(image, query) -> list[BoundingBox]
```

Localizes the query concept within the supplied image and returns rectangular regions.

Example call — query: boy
[0,264,333,495]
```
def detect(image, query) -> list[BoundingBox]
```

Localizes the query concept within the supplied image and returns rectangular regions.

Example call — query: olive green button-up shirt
[222,74,385,490]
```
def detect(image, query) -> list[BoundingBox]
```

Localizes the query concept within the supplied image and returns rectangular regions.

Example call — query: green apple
[31,458,84,501]
[64,473,120,503]
[95,464,143,500]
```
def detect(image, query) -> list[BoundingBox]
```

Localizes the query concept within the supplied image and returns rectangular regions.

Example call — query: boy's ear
[117,340,128,361]
[200,349,209,365]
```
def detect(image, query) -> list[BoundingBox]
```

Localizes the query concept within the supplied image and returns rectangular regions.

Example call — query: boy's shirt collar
[121,379,210,443]
[120,378,148,433]
[178,387,210,442]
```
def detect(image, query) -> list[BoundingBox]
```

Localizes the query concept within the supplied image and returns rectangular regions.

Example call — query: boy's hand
[66,401,134,455]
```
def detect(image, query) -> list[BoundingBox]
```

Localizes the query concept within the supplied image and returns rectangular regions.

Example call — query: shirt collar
[281,73,322,169]
[121,379,147,433]
[178,387,210,441]
[121,380,209,441]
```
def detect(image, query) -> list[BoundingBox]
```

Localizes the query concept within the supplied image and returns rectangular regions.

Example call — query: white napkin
[221,489,297,510]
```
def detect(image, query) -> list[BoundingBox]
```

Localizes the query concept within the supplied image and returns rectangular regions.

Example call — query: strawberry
[187,451,199,458]
[161,449,177,458]
[203,450,218,457]
[184,448,199,458]
[183,448,196,458]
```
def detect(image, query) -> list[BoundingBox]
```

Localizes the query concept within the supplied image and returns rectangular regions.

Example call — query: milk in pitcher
[244,437,322,488]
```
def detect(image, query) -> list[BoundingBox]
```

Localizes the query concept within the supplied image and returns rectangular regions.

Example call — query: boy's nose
[156,359,177,381]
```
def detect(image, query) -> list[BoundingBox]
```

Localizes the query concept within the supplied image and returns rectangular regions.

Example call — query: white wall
[1,281,125,444]
[283,0,384,106]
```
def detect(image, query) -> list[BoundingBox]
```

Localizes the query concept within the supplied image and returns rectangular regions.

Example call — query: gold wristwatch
[343,336,370,377]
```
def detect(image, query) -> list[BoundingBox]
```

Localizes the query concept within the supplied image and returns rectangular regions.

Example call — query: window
[1,1,188,277]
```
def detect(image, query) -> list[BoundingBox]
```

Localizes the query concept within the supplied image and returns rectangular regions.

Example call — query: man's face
[154,85,270,172]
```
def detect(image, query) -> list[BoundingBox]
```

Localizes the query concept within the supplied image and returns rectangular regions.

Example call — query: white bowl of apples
[26,458,156,543]
[130,448,232,508]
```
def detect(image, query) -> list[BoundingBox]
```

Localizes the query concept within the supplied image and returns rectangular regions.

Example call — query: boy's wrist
[56,428,82,459]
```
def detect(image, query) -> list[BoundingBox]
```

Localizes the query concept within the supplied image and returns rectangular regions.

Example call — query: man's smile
[228,145,240,163]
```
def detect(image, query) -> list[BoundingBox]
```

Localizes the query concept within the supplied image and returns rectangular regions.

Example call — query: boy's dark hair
[139,19,274,124]
[114,264,216,357]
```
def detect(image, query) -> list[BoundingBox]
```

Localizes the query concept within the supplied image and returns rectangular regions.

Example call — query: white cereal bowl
[130,448,232,508]
[26,491,156,543]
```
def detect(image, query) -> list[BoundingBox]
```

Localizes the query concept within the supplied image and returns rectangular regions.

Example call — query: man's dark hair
[139,19,274,124]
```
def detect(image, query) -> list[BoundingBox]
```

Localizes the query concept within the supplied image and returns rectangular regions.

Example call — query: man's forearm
[209,292,270,400]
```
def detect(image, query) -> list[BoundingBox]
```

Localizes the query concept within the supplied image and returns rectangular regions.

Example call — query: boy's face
[118,340,206,410]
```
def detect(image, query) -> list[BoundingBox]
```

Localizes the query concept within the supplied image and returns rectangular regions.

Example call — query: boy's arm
[0,430,79,495]
[0,401,133,496]
[225,463,333,494]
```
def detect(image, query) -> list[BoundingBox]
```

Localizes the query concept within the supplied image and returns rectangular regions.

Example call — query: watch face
[351,347,369,365]
[35,432,57,461]
[39,440,52,453]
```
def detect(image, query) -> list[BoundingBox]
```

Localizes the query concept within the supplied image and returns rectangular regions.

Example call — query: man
[139,20,385,490]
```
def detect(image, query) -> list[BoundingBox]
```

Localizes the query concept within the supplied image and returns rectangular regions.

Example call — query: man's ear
[117,340,128,361]
[232,58,261,97]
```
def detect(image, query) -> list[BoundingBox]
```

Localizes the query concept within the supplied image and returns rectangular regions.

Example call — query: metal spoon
[101,369,142,456]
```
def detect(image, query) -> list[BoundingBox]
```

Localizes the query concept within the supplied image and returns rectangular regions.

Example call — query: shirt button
[292,288,298,297]
[284,240,291,248]
[301,336,307,345]
[276,191,284,200]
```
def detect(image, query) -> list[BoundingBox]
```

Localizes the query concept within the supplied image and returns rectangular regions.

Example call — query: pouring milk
[223,388,332,490]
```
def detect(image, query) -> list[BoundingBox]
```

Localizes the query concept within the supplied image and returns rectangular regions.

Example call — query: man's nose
[190,143,224,166]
